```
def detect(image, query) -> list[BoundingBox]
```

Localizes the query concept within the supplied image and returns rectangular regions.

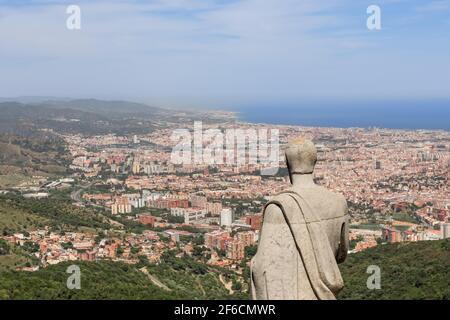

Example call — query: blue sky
[0,0,449,108]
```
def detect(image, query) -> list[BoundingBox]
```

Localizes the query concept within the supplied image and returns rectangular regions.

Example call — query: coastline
[227,102,450,132]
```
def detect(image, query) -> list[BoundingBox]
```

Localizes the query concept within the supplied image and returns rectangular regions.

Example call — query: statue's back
[251,185,349,300]
[251,139,349,300]
[291,185,348,256]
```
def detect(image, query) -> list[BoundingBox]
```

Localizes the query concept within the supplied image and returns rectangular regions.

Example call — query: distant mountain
[38,99,166,117]
[0,100,166,135]
[0,102,105,121]
[0,98,223,136]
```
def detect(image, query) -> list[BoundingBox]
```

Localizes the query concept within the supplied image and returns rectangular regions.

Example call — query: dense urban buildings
[1,118,448,272]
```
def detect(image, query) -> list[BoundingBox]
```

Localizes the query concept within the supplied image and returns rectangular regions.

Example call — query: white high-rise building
[220,208,234,227]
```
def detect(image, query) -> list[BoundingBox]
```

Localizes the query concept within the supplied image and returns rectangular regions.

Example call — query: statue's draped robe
[250,189,344,300]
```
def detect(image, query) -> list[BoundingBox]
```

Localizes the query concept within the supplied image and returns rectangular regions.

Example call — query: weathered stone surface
[251,139,349,300]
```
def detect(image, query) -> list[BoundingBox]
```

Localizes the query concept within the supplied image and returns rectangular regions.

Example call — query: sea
[232,99,450,131]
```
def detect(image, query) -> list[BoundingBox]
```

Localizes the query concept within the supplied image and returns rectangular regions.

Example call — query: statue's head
[285,139,317,181]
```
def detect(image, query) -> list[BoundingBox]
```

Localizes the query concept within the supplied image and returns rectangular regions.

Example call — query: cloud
[0,0,449,105]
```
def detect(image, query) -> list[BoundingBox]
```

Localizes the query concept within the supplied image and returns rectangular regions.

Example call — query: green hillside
[0,201,50,234]
[0,257,241,300]
[0,240,448,300]
[0,191,448,301]
[0,134,70,187]
[339,239,450,300]
[0,194,113,235]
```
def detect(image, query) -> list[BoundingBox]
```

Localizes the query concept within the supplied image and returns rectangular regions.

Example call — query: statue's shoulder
[313,185,347,210]
[269,191,294,203]
[263,192,298,223]
[330,191,347,211]
[266,190,299,209]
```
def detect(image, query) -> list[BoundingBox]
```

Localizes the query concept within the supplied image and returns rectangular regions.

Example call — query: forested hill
[0,227,448,300]
[0,99,230,136]
[0,255,244,300]
[339,239,450,300]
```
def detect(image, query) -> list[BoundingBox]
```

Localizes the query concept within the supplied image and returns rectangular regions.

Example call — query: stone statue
[250,139,349,300]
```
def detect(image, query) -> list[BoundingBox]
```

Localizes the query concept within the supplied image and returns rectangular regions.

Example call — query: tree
[216,248,226,258]
[167,215,184,224]
[22,241,39,253]
[192,245,205,258]
[349,235,364,250]
[136,255,149,268]
[0,239,10,255]
[131,246,140,254]
[193,235,204,246]
[244,245,257,259]
[61,242,73,250]
[232,280,242,291]
[94,235,103,244]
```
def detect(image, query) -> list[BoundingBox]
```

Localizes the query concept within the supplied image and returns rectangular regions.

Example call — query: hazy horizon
[1,95,449,131]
